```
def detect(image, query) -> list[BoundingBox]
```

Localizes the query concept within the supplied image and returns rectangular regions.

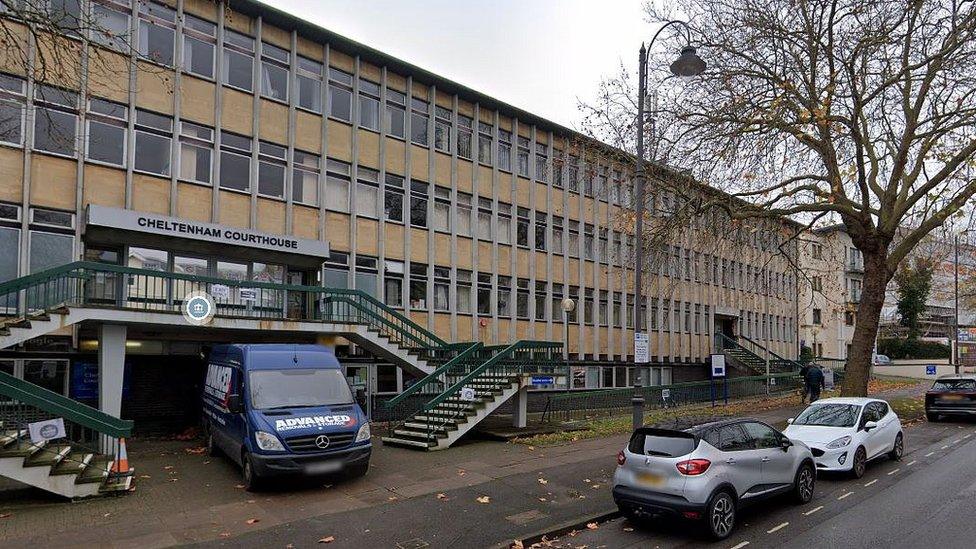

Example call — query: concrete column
[511,384,528,428]
[98,324,127,418]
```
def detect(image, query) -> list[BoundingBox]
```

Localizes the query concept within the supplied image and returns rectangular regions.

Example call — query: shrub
[877,338,951,360]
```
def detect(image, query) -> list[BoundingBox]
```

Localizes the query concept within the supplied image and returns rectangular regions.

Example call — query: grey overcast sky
[267,0,650,129]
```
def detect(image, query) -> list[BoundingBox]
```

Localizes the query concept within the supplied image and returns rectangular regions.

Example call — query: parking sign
[634,333,649,364]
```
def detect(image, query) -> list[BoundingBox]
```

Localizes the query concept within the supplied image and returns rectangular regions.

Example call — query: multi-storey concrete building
[0,0,799,432]
[798,225,863,360]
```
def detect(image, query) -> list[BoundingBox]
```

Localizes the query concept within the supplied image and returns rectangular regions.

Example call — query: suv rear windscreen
[932,379,976,392]
[628,430,697,457]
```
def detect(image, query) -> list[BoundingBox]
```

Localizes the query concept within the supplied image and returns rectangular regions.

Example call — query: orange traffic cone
[111,437,130,475]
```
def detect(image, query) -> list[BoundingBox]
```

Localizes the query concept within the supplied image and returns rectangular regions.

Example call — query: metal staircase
[716,333,801,375]
[381,341,562,450]
[0,370,133,498]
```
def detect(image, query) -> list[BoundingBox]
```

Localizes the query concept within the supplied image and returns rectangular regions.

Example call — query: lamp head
[670,45,706,79]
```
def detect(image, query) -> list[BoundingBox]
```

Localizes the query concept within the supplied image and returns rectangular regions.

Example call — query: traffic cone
[111,437,130,475]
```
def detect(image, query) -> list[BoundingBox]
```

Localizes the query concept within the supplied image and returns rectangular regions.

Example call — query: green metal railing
[381,341,485,425]
[0,369,133,484]
[717,333,799,375]
[547,372,801,423]
[739,335,802,373]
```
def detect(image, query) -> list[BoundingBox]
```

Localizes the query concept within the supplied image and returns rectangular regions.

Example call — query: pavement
[0,380,933,548]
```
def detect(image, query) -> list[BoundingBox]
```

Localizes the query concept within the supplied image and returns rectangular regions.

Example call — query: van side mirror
[355,388,367,409]
[227,394,243,414]
[863,421,878,432]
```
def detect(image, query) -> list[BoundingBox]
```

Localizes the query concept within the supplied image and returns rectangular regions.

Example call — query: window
[583,224,595,260]
[594,166,607,199]
[516,278,530,319]
[328,68,353,121]
[178,122,213,185]
[86,98,126,166]
[90,2,130,50]
[385,89,406,138]
[182,14,216,79]
[516,136,530,177]
[621,179,632,207]
[434,106,451,152]
[610,170,621,204]
[567,155,579,192]
[477,198,493,241]
[715,424,752,452]
[741,422,782,449]
[0,226,20,284]
[811,243,823,259]
[456,191,472,236]
[610,231,621,264]
[29,231,73,274]
[134,110,172,176]
[258,141,286,198]
[535,281,547,321]
[535,142,548,181]
[383,260,404,307]
[583,288,594,324]
[138,1,176,65]
[551,284,564,322]
[433,267,450,311]
[294,56,323,112]
[694,304,702,334]
[553,156,564,188]
[551,216,564,254]
[456,115,472,158]
[456,269,472,313]
[583,165,593,196]
[359,79,380,130]
[568,221,580,258]
[355,256,378,297]
[259,42,290,102]
[534,211,547,251]
[410,180,428,227]
[662,300,670,332]
[355,167,379,218]
[219,131,252,192]
[384,174,405,222]
[567,286,579,322]
[516,207,530,247]
[497,275,512,317]
[433,186,450,232]
[478,121,492,164]
[684,302,692,333]
[598,228,608,262]
[477,273,492,315]
[33,84,78,157]
[409,263,427,309]
[651,298,659,330]
[411,97,429,146]
[497,129,511,171]
[292,150,319,205]
[0,74,26,147]
[599,290,609,326]
[845,310,855,326]
[614,292,623,328]
[812,308,822,325]
[222,30,254,92]
[324,159,351,212]
[497,202,512,244]
[811,276,823,292]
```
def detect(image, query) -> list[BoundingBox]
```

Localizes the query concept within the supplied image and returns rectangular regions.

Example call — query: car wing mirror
[863,421,878,432]
[226,393,243,414]
[786,417,794,424]
[780,437,793,451]
[355,388,367,408]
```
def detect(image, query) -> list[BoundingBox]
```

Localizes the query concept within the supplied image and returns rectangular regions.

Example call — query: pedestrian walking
[805,363,825,402]
[798,363,810,403]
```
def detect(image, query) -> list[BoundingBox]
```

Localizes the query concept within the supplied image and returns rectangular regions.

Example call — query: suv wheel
[926,412,939,422]
[888,432,904,461]
[792,462,816,503]
[706,490,736,540]
[851,446,867,479]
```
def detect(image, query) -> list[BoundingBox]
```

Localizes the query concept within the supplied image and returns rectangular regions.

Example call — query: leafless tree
[580,0,976,396]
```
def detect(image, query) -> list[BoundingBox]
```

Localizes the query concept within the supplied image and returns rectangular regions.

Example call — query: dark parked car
[925,375,976,422]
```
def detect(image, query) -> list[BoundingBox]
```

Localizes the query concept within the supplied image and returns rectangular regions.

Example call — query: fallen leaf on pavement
[436,493,449,500]
[246,518,260,525]
[185,446,207,455]
[163,465,174,470]
[511,540,524,549]
[139,475,151,479]
[219,533,231,538]
[623,527,634,532]
[457,469,466,476]
[538,497,547,502]
[476,495,491,504]
[586,522,599,530]
[317,536,335,543]
[583,479,591,483]
[0,513,11,519]
[527,446,535,451]
[537,478,548,485]
[235,484,246,489]
[387,496,398,501]
[169,478,179,482]
[590,484,600,489]
[247,500,256,504]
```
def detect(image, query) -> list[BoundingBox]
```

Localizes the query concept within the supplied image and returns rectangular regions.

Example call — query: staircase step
[392,428,446,440]
[403,421,457,433]
[5,319,31,329]
[99,469,134,493]
[0,438,45,458]
[381,436,436,449]
[76,455,113,485]
[413,414,469,424]
[49,306,71,315]
[0,429,23,447]
[24,444,71,468]
[50,451,94,476]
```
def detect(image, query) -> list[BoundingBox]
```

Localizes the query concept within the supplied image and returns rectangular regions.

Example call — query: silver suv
[612,419,816,540]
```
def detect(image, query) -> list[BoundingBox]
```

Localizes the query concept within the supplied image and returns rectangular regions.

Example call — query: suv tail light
[676,459,711,476]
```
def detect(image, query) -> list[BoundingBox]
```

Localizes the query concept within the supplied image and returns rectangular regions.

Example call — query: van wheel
[792,462,816,504]
[205,427,220,457]
[706,490,736,540]
[242,452,262,491]
[347,461,369,479]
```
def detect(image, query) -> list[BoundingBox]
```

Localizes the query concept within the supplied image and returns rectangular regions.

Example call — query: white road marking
[804,505,824,516]
[887,468,900,476]
[925,452,935,457]
[864,479,878,487]
[953,439,961,444]
[906,460,916,466]
[941,445,949,450]
[767,522,789,534]
[729,542,750,549]
[838,491,854,500]
[965,434,972,439]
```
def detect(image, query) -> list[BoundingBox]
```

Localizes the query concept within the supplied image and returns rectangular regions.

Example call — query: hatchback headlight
[355,423,371,443]
[826,435,852,449]
[255,430,285,451]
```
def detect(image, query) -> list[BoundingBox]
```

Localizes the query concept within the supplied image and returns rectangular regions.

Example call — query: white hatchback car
[784,397,904,478]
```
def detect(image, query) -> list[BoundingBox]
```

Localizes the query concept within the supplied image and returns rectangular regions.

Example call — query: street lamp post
[633,22,706,384]
[562,298,576,391]
[955,234,960,374]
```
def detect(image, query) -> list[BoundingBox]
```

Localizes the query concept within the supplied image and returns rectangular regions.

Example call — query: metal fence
[544,372,802,423]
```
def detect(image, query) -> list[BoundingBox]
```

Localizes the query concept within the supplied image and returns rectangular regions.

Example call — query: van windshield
[249,368,353,410]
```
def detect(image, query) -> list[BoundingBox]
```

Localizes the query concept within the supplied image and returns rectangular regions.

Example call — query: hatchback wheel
[888,432,904,461]
[851,446,867,479]
[793,463,816,504]
[706,491,736,540]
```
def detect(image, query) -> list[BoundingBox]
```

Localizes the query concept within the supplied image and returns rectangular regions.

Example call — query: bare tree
[580,0,976,396]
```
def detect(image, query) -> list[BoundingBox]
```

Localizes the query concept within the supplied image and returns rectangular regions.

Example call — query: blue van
[201,344,371,490]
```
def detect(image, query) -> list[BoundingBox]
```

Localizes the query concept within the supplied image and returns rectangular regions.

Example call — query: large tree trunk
[842,252,889,397]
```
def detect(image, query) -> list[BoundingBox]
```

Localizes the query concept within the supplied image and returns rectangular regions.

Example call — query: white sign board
[28,418,66,444]
[460,386,476,401]
[210,284,231,300]
[710,354,726,378]
[824,368,835,390]
[239,288,258,302]
[661,388,671,399]
[634,332,649,364]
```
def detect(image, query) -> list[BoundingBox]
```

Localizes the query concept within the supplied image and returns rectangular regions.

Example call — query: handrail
[547,372,798,402]
[424,340,536,411]
[0,370,133,438]
[385,341,482,408]
[328,295,439,350]
[739,335,801,368]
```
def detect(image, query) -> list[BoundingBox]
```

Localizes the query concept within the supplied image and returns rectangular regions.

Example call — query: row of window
[0,205,75,285]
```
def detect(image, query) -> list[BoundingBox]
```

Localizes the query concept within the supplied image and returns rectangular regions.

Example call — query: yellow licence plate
[636,471,665,487]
